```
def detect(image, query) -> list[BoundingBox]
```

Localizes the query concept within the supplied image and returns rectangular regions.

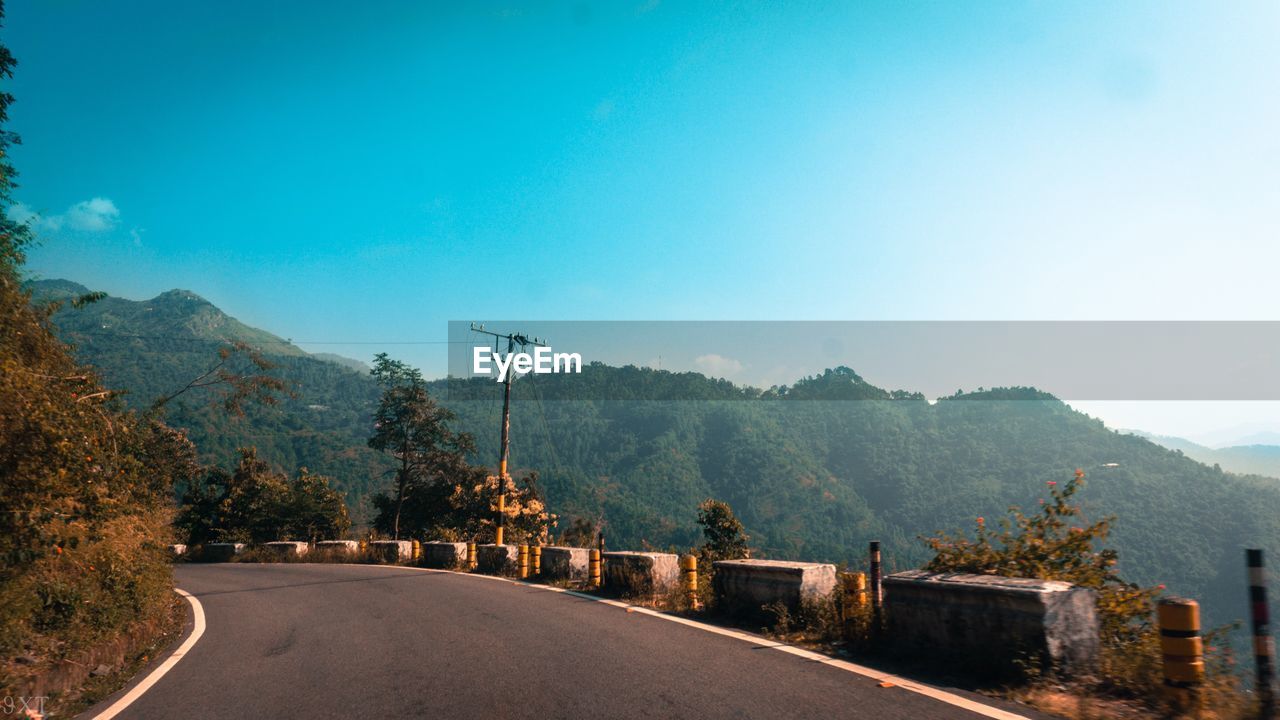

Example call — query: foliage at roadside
[175,447,351,544]
[695,499,750,562]
[557,516,599,547]
[923,470,1154,642]
[921,470,1244,710]
[0,17,195,685]
[367,354,551,543]
[690,498,750,610]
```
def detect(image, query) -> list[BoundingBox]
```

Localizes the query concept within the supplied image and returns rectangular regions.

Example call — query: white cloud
[5,197,120,233]
[64,197,120,231]
[694,353,744,379]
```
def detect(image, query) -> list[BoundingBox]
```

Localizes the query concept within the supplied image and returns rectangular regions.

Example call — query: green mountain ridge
[26,278,1280,631]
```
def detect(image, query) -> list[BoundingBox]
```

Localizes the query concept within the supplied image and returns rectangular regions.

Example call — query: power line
[62,331,466,345]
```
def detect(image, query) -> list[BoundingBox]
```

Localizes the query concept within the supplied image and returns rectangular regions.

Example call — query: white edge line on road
[360,563,1032,720]
[87,588,206,720]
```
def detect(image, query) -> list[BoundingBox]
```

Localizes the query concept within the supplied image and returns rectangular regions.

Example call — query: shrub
[691,498,750,611]
[921,469,1243,707]
[175,448,351,545]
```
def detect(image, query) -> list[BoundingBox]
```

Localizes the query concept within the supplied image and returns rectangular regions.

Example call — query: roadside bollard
[466,541,477,570]
[518,544,530,579]
[1158,596,1204,711]
[589,548,602,589]
[840,571,868,612]
[531,546,542,577]
[1248,549,1276,718]
[840,572,868,639]
[869,541,883,626]
[412,540,421,561]
[680,555,699,609]
[495,493,506,546]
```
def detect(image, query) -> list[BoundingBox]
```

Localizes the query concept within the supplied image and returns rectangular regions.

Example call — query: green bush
[175,448,351,544]
[921,470,1243,709]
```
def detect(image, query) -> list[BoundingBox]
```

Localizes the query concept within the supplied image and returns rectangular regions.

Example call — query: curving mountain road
[84,564,1049,719]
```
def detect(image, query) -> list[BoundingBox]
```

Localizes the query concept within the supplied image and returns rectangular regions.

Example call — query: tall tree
[696,498,750,561]
[0,0,30,283]
[282,468,351,543]
[368,353,474,539]
[0,5,198,688]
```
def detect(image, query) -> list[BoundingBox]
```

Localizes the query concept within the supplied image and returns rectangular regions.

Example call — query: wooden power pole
[470,324,546,545]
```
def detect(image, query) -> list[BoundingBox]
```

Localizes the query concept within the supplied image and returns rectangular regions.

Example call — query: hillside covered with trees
[29,280,1280,630]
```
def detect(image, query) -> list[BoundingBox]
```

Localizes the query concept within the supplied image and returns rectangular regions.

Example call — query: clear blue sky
[6,1,1279,440]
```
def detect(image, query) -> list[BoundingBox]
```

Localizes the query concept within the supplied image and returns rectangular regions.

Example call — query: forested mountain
[27,280,394,514]
[28,280,1280,629]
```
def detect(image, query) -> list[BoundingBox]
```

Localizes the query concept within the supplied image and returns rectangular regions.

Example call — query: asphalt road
[86,564,1049,720]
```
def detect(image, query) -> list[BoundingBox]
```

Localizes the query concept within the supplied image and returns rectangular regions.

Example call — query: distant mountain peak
[155,288,208,302]
[24,278,92,301]
[34,278,306,358]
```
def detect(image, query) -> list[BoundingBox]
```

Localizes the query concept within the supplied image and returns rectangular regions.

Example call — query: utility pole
[470,324,546,546]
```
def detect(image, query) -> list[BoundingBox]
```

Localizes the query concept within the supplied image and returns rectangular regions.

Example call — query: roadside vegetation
[175,448,350,545]
[921,470,1247,719]
[365,353,550,544]
[0,10,193,703]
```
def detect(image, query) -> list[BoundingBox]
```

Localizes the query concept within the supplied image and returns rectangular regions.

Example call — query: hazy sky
[6,1,1279,442]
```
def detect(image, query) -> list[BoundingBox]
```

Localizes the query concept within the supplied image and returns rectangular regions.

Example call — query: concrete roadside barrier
[542,547,591,581]
[370,540,413,563]
[263,541,309,558]
[884,570,1099,677]
[713,559,836,620]
[602,551,679,596]
[477,544,521,575]
[315,540,359,558]
[202,543,246,562]
[422,541,469,569]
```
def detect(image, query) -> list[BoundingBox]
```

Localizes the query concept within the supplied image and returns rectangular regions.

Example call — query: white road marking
[361,563,1035,720]
[88,588,206,720]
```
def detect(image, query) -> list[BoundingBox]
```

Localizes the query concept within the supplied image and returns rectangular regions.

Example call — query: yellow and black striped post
[1157,597,1203,710]
[531,545,542,577]
[359,539,369,554]
[841,572,868,614]
[1249,549,1276,718]
[840,572,868,639]
[869,541,883,625]
[680,555,699,609]
[412,539,421,561]
[495,492,506,546]
[589,548,602,589]
[518,544,530,579]
[466,541,477,570]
